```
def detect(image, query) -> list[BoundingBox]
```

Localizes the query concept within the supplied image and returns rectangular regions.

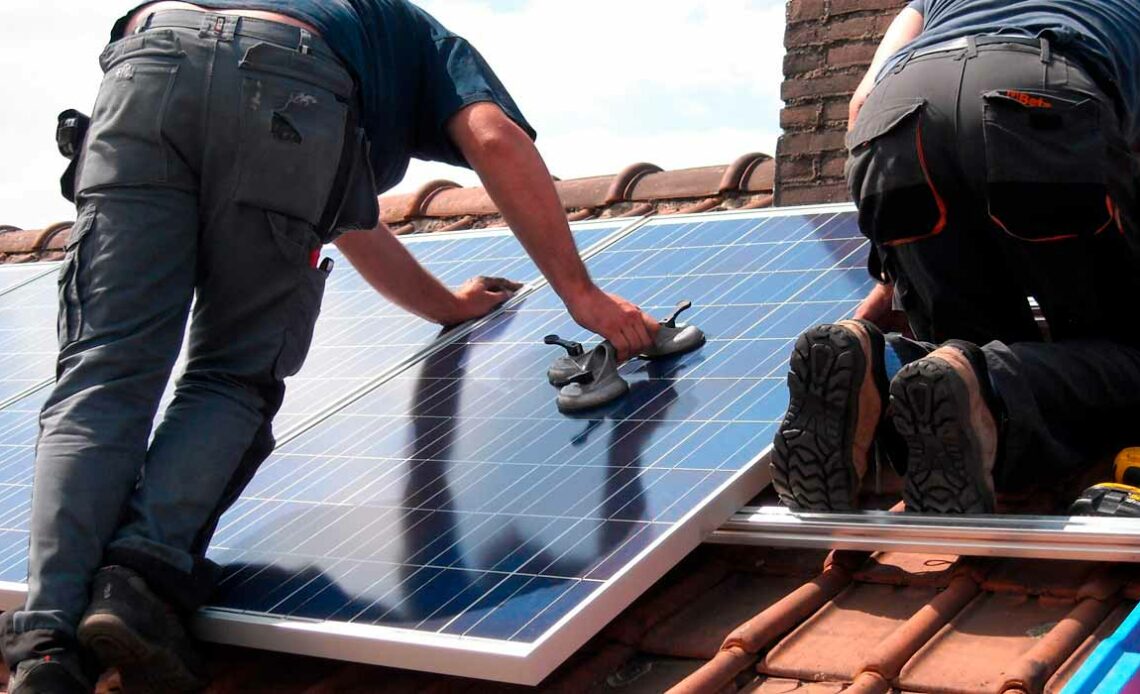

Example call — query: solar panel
[0,272,63,406]
[194,204,873,684]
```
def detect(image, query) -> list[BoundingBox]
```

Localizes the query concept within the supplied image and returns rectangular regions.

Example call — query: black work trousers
[846,38,1140,492]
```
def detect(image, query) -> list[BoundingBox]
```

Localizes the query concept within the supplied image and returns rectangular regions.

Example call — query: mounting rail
[708,506,1140,563]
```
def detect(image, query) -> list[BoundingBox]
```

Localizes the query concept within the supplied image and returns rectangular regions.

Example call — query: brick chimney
[774,0,909,207]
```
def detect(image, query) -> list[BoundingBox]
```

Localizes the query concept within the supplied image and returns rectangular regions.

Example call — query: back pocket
[233,43,349,225]
[78,32,183,192]
[982,89,1113,242]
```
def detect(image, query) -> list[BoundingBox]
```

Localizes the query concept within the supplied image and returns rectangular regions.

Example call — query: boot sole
[78,613,206,693]
[890,359,995,514]
[771,325,871,511]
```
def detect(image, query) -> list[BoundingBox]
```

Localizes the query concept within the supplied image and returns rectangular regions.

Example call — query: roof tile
[760,583,939,682]
[897,592,1085,693]
[641,573,808,660]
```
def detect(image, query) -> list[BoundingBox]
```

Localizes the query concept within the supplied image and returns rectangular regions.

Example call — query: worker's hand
[566,288,659,361]
[854,282,910,334]
[445,276,523,325]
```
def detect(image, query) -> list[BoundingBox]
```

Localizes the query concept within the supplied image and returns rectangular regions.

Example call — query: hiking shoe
[7,653,91,694]
[771,320,889,511]
[889,342,999,514]
[77,566,208,693]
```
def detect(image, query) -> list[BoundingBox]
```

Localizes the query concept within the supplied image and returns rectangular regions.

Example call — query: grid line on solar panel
[200,207,872,661]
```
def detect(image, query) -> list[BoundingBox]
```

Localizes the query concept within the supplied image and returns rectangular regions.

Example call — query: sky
[0,0,786,229]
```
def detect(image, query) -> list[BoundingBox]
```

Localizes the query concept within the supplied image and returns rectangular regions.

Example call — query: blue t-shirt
[883,0,1140,145]
[112,1,535,194]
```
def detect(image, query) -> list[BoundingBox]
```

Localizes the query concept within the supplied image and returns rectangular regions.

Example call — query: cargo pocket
[846,97,947,251]
[77,31,183,192]
[982,89,1113,242]
[234,42,350,226]
[267,212,328,380]
[57,206,96,349]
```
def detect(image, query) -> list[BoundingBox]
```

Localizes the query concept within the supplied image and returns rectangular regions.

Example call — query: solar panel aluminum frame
[711,504,1140,563]
[185,203,863,685]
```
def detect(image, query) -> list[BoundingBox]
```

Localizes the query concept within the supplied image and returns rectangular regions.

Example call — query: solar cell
[195,205,873,683]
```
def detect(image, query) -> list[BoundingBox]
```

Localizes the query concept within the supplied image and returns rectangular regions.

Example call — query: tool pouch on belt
[56,109,91,203]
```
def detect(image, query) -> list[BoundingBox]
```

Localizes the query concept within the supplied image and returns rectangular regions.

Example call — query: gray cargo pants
[846,37,1140,491]
[1,11,358,660]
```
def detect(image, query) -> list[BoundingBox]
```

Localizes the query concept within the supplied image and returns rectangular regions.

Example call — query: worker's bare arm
[335,222,521,325]
[446,102,658,360]
[848,7,924,130]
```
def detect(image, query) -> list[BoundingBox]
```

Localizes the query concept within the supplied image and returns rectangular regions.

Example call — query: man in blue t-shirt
[771,2,1140,521]
[0,2,661,691]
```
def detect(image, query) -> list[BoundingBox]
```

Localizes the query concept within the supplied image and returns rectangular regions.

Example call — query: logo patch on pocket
[1002,90,1053,109]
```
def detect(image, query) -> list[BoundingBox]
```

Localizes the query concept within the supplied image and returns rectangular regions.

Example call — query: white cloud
[0,0,785,226]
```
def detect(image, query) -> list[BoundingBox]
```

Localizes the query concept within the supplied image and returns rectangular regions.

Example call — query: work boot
[7,652,91,694]
[771,320,889,511]
[77,566,208,693]
[889,342,999,514]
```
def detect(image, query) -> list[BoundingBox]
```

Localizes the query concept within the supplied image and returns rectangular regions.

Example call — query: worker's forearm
[334,223,463,324]
[855,8,924,100]
[452,106,596,306]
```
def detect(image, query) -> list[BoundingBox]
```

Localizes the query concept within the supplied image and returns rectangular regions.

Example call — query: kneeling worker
[772,0,1140,515]
[0,1,659,691]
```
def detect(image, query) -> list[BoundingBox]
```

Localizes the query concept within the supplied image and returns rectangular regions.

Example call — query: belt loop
[1039,36,1052,64]
[965,35,979,59]
[222,15,238,41]
[298,28,312,55]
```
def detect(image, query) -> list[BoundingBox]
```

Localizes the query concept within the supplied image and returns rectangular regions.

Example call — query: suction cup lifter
[554,342,629,414]
[641,300,706,360]
[544,334,584,357]
[546,334,592,387]
[544,299,706,413]
[662,300,693,329]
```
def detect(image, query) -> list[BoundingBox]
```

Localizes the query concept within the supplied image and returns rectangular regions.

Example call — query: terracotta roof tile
[760,583,940,682]
[1046,601,1134,693]
[642,573,809,660]
[897,592,1104,693]
[4,155,776,261]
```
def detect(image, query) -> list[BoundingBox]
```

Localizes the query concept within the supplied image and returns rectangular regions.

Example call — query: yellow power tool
[1069,449,1140,518]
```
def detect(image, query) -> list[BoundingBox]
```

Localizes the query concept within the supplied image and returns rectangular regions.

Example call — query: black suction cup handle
[544,334,584,356]
[662,300,693,328]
